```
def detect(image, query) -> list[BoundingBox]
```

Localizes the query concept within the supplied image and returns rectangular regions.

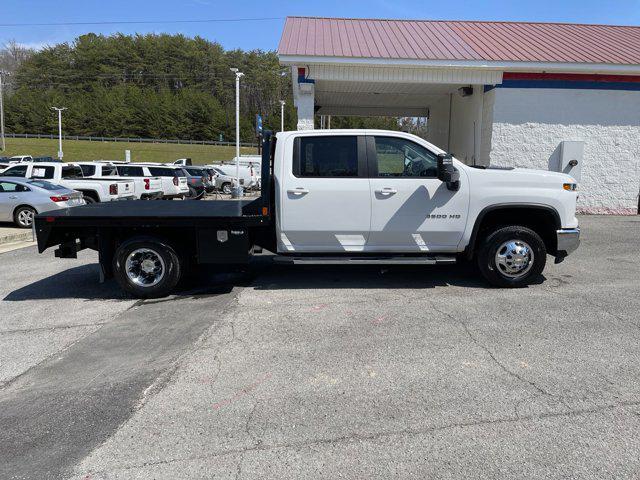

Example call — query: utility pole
[280,100,285,132]
[0,72,6,152]
[230,68,244,198]
[51,107,67,160]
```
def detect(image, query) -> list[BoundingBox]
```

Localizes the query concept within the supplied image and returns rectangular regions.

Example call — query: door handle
[376,187,397,195]
[9,196,18,199]
[287,188,309,195]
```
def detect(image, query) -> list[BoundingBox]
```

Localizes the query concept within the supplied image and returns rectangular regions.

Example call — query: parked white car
[78,162,164,200]
[1,162,136,203]
[209,167,238,194]
[209,163,258,190]
[0,177,85,228]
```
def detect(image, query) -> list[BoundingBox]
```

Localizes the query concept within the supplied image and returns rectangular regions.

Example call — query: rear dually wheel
[113,237,183,298]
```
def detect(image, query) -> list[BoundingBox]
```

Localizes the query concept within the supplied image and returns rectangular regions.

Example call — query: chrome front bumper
[556,228,580,257]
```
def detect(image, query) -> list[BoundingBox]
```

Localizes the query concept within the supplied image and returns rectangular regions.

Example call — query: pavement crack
[429,301,557,399]
[89,398,640,476]
[0,322,106,335]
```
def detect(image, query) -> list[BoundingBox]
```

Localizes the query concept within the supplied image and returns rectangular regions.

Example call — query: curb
[0,230,34,246]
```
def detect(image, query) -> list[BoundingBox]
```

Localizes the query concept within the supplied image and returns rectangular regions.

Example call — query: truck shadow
[4,257,546,301]
[248,259,496,290]
[3,264,127,301]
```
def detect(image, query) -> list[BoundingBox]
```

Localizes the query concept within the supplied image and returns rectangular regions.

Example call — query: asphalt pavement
[1,215,639,479]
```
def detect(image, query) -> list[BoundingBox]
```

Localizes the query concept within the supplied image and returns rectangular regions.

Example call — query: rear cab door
[366,133,469,252]
[276,132,371,253]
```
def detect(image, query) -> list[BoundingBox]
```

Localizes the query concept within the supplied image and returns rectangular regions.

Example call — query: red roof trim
[503,72,640,83]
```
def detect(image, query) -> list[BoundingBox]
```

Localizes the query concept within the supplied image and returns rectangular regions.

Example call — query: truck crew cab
[34,130,580,298]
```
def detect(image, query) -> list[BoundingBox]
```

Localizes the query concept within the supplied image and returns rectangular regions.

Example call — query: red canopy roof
[278,17,640,65]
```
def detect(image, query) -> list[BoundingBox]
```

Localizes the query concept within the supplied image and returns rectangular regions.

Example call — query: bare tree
[0,40,34,75]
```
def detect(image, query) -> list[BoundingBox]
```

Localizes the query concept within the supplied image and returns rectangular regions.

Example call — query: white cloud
[13,41,54,51]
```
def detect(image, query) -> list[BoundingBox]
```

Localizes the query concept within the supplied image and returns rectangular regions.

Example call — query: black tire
[477,225,546,288]
[112,237,182,298]
[14,205,36,228]
[83,195,97,204]
[221,183,232,195]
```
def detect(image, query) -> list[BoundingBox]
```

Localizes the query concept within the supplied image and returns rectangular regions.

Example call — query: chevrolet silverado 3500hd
[34,130,580,298]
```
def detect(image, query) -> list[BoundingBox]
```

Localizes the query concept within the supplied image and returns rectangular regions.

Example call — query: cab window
[117,166,144,177]
[79,164,96,177]
[2,165,28,177]
[373,136,438,178]
[31,166,55,179]
[294,136,358,177]
[61,165,83,178]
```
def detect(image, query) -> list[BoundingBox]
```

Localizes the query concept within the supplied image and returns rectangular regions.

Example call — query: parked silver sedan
[0,177,85,228]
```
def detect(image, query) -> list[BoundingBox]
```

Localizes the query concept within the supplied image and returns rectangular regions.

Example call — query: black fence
[4,132,258,148]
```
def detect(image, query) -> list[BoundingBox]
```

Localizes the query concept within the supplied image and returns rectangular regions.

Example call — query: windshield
[27,180,66,191]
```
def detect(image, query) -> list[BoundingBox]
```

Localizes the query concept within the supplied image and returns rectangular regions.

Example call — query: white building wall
[479,88,495,166]
[425,95,451,151]
[489,87,640,214]
[449,85,484,166]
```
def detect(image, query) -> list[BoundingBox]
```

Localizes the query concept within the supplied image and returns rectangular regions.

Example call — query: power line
[0,17,284,28]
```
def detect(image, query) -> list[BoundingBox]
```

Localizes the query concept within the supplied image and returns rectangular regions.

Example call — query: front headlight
[563,183,577,191]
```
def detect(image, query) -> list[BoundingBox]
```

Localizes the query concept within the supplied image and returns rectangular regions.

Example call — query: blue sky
[2,0,640,51]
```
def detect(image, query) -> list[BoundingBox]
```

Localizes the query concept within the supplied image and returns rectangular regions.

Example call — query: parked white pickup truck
[35,129,580,298]
[77,162,163,200]
[1,162,136,203]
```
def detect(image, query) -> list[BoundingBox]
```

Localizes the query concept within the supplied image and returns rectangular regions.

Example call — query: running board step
[274,255,457,265]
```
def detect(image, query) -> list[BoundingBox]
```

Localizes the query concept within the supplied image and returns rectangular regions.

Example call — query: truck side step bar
[274,255,457,265]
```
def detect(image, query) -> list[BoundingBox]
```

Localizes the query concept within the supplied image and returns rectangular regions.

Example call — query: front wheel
[477,226,546,288]
[113,237,183,298]
[221,182,232,195]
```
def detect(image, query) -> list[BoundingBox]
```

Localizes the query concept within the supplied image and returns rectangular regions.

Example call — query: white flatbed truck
[34,129,580,298]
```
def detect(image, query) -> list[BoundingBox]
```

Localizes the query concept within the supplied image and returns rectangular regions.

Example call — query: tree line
[1,33,405,142]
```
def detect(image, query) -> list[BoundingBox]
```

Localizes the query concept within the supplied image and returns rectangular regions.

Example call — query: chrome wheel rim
[495,240,534,279]
[17,209,34,227]
[125,248,166,287]
[222,184,232,194]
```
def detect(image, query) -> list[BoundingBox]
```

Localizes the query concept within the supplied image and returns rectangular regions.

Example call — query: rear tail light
[190,178,197,184]
[50,195,70,202]
[173,177,179,186]
[144,178,150,190]
[109,184,118,195]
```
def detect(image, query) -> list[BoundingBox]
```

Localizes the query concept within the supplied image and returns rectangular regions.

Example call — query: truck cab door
[277,134,370,253]
[366,135,469,252]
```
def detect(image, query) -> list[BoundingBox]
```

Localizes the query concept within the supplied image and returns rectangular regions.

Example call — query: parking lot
[0,214,639,479]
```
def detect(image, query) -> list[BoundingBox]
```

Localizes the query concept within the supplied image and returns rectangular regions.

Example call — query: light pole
[280,100,285,132]
[51,107,67,160]
[0,72,6,152]
[230,68,244,198]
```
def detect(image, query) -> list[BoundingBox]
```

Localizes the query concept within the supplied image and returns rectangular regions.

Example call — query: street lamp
[0,71,6,152]
[230,67,244,198]
[51,107,67,160]
[280,100,285,132]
